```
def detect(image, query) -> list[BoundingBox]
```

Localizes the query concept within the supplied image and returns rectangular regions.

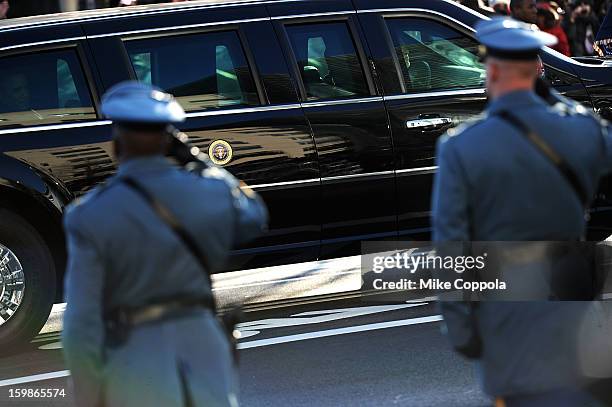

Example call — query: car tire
[0,208,55,353]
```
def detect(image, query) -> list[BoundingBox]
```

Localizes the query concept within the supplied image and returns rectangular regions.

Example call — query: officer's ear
[111,125,125,160]
[113,137,122,160]
[487,59,500,83]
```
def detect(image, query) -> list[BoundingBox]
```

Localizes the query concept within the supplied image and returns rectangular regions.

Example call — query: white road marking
[38,342,63,351]
[237,303,427,338]
[237,314,443,350]
[3,313,442,387]
[32,334,61,344]
[35,303,429,348]
[0,370,70,387]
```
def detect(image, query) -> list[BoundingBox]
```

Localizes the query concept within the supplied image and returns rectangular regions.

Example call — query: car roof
[0,0,284,32]
[0,0,486,35]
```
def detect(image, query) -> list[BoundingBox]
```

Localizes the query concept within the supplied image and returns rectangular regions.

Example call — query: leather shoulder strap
[120,177,214,290]
[495,110,589,208]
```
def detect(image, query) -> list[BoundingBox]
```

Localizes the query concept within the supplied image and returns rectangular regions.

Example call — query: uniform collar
[487,90,546,115]
[117,156,173,176]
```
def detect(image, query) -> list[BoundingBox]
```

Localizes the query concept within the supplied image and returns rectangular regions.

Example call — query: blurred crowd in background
[485,0,612,56]
[0,0,611,58]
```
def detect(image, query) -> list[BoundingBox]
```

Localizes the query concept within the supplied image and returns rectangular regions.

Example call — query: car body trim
[87,17,271,39]
[322,170,394,182]
[383,88,486,101]
[0,120,111,135]
[301,96,384,108]
[270,11,355,20]
[244,170,399,190]
[0,36,87,51]
[396,166,438,175]
[321,230,396,244]
[440,0,491,20]
[356,8,475,33]
[185,104,301,118]
[246,178,320,190]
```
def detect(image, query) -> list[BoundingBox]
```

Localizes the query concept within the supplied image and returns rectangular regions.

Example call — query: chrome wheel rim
[0,244,25,326]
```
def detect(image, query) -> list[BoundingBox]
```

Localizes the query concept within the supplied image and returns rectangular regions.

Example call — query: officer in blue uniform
[432,18,612,406]
[62,82,268,407]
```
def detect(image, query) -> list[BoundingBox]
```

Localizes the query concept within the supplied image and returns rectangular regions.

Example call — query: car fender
[0,153,71,217]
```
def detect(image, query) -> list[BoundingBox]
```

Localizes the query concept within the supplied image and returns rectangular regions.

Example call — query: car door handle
[406,117,453,129]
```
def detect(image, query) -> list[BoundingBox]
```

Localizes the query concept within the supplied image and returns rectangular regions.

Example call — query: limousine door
[0,25,110,199]
[268,0,397,260]
[83,5,321,271]
[356,9,488,240]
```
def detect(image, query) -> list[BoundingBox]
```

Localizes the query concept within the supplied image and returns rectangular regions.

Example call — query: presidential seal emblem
[208,139,233,165]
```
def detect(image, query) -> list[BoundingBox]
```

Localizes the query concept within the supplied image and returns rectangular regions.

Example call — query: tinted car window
[385,18,485,92]
[125,31,260,112]
[285,22,369,101]
[0,50,95,128]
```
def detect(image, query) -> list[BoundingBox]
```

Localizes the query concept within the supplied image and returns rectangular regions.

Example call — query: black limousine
[0,0,611,348]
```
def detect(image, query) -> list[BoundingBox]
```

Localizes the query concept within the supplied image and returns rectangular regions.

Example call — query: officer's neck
[488,82,534,101]
[119,153,160,162]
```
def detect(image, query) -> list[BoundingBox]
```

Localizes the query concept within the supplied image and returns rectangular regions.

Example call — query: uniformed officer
[61,81,268,407]
[432,18,612,406]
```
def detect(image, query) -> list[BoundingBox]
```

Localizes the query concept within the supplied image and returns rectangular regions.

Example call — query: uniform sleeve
[230,185,269,246]
[201,165,269,246]
[431,135,471,242]
[437,301,481,359]
[431,135,480,358]
[61,210,106,407]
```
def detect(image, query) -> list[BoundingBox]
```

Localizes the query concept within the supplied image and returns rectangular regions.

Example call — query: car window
[0,50,95,128]
[124,31,259,112]
[385,18,485,93]
[285,22,369,101]
[131,52,152,85]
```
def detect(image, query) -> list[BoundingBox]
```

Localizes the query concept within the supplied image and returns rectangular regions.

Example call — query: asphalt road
[0,297,489,407]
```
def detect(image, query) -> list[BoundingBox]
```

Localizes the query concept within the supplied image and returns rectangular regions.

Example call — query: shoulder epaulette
[546,93,597,118]
[446,115,487,138]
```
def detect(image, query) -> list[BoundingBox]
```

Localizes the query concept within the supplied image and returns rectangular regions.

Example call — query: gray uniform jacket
[61,156,268,407]
[432,90,612,396]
